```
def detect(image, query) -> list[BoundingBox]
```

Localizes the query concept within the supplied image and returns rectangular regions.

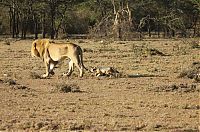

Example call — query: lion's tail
[79,54,90,72]
[78,47,90,72]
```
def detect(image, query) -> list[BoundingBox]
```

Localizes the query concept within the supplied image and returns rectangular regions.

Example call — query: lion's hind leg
[73,56,84,77]
[63,60,74,77]
[77,64,83,77]
[75,62,83,77]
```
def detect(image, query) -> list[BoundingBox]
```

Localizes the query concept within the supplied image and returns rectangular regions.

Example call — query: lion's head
[31,39,51,58]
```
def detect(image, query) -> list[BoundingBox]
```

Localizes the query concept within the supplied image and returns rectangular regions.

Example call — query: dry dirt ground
[0,38,199,131]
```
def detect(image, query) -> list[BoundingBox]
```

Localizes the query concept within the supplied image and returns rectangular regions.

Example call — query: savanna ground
[0,38,199,131]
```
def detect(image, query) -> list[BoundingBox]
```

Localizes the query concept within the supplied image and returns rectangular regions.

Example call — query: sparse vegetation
[83,48,94,53]
[132,45,166,57]
[1,78,17,85]
[191,41,200,49]
[154,83,199,93]
[0,0,199,39]
[12,85,29,90]
[179,62,200,80]
[1,40,10,45]
[0,39,199,131]
[0,78,30,91]
[54,83,81,93]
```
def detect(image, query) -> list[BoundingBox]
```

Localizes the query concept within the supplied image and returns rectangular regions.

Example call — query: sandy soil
[0,38,199,131]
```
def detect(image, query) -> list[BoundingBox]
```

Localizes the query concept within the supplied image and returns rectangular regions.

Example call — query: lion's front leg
[42,65,50,78]
[42,60,50,78]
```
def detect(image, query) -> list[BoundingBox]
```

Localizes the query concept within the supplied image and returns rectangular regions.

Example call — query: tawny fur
[31,39,88,78]
[90,67,119,77]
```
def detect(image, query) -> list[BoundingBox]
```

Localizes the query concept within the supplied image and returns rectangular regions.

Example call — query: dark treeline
[0,0,199,40]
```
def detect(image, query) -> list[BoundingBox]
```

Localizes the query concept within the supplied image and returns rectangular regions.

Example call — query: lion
[31,39,88,78]
[90,67,119,77]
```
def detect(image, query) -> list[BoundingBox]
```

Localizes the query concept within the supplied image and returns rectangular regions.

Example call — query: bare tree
[112,0,133,40]
[2,0,18,38]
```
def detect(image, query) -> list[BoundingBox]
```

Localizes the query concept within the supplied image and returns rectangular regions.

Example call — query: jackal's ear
[90,67,96,72]
[93,67,97,71]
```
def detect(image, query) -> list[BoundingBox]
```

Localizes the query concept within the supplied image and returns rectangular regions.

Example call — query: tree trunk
[16,12,19,38]
[113,12,122,40]
[157,21,160,38]
[21,18,27,39]
[111,0,116,15]
[147,20,151,37]
[50,6,55,39]
[157,28,160,38]
[9,7,13,36]
[42,13,46,38]
[12,2,16,38]
[171,29,175,37]
[21,19,24,39]
[164,25,168,38]
[193,14,199,37]
[139,30,142,40]
[34,17,38,39]
[126,1,132,28]
[97,0,106,17]
[23,23,27,39]
[118,26,122,40]
[51,19,55,39]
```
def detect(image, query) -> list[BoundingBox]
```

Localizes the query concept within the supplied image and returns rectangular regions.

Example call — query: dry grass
[54,83,81,93]
[0,78,17,85]
[154,83,199,93]
[29,72,42,79]
[0,38,199,131]
[178,62,200,79]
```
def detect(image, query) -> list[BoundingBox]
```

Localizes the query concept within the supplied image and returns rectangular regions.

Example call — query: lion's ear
[33,42,37,49]
[31,42,40,57]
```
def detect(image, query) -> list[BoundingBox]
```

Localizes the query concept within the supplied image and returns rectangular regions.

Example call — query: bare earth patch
[0,39,199,131]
